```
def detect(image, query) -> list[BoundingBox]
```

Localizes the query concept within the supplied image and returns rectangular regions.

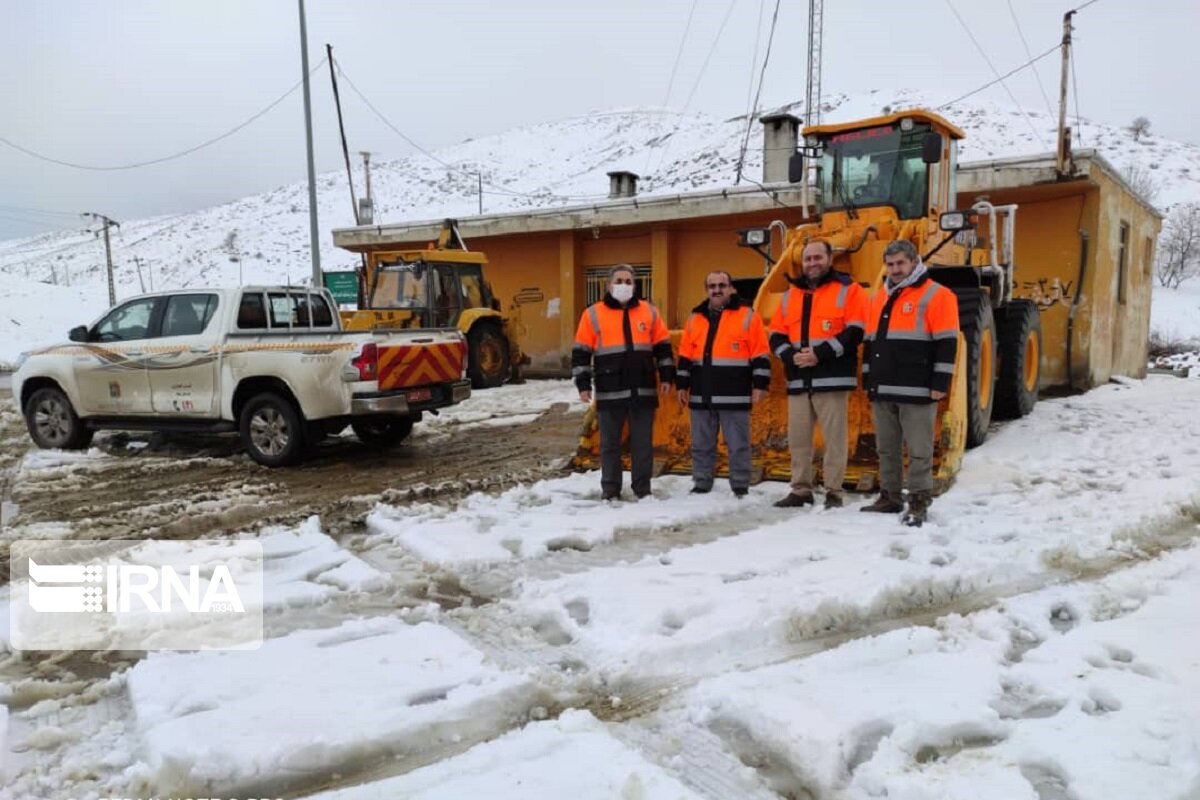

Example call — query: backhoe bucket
[568,332,968,494]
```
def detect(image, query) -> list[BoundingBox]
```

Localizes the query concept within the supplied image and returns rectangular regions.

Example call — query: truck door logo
[108,382,121,399]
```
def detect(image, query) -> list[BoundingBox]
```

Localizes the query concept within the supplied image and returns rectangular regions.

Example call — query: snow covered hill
[0,89,1197,365]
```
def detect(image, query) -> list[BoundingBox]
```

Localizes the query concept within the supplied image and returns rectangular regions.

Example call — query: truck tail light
[351,342,378,381]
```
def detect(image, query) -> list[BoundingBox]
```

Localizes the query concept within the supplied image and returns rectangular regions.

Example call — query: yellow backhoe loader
[340,220,527,388]
[571,109,1042,492]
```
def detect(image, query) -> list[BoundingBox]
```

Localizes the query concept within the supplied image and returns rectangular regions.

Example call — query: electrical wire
[735,0,782,186]
[936,43,1058,110]
[943,0,1048,149]
[642,0,700,178]
[1006,0,1055,117]
[1070,44,1085,146]
[0,58,328,172]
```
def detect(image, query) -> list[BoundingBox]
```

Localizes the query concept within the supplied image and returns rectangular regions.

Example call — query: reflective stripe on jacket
[768,271,868,395]
[863,273,960,403]
[571,294,675,408]
[675,295,770,411]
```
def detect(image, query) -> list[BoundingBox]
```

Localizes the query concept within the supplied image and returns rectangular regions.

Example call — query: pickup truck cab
[13,286,471,466]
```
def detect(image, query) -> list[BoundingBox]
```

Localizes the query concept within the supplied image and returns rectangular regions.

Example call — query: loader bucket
[568,330,968,495]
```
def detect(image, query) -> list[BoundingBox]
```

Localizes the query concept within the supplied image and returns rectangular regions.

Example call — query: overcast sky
[1,0,1195,241]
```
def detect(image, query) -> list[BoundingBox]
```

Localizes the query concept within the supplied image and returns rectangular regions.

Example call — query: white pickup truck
[12,286,471,466]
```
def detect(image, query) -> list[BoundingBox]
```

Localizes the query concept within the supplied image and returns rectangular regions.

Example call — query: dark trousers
[598,402,656,496]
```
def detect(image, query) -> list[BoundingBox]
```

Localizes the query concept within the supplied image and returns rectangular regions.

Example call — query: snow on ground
[682,542,1200,800]
[1150,282,1200,345]
[367,472,781,568]
[308,709,705,800]
[123,618,536,796]
[257,516,387,606]
[502,377,1200,680]
[414,378,579,434]
[0,274,108,369]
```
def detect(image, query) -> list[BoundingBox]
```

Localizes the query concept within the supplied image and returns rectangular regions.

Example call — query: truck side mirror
[68,325,89,342]
[921,132,943,165]
[787,152,805,184]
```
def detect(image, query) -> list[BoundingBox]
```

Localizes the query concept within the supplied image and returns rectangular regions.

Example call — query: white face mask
[611,283,635,303]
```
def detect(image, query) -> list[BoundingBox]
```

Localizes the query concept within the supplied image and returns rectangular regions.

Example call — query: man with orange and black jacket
[769,240,870,509]
[861,240,960,526]
[675,271,770,497]
[573,264,675,501]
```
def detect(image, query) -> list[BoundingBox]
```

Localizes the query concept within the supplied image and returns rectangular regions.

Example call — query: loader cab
[368,254,493,329]
[803,111,962,222]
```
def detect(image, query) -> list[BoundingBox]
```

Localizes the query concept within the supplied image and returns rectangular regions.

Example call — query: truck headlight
[13,351,29,371]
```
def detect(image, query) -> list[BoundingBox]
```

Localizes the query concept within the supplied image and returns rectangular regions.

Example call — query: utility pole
[132,255,146,293]
[298,0,321,286]
[805,0,824,128]
[477,173,483,215]
[360,151,373,205]
[82,212,119,305]
[1055,10,1076,178]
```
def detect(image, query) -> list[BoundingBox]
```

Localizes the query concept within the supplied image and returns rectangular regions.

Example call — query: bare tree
[1124,164,1159,204]
[1129,116,1151,142]
[1156,203,1200,289]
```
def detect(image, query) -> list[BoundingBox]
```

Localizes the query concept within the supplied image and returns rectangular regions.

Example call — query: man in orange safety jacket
[861,239,960,526]
[675,270,770,497]
[572,264,674,501]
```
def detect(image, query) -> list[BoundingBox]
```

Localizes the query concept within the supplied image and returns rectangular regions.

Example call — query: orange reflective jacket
[676,296,770,410]
[863,270,960,403]
[768,271,869,394]
[572,295,674,408]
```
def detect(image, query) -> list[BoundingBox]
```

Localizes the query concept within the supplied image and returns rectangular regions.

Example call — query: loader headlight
[899,117,914,131]
[939,211,975,232]
[738,228,769,247]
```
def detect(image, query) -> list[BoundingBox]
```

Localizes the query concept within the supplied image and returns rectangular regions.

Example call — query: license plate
[405,388,432,403]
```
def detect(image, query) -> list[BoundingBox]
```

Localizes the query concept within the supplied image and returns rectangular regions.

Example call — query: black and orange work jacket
[768,271,869,394]
[863,271,960,404]
[572,294,675,408]
[675,296,770,411]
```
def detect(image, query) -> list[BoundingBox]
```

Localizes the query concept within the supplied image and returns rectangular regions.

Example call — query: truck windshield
[819,123,930,219]
[370,259,430,310]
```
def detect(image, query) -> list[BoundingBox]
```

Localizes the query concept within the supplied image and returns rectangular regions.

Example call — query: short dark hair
[705,270,733,286]
[802,239,833,258]
[883,240,918,261]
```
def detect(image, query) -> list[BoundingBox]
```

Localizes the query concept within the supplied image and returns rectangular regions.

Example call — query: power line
[333,61,606,204]
[943,0,1048,149]
[1070,43,1085,146]
[936,42,1058,110]
[0,203,79,219]
[648,0,740,184]
[0,58,327,172]
[1006,0,1055,117]
[642,0,700,178]
[735,0,783,185]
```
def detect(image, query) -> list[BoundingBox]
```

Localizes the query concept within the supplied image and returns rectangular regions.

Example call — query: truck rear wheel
[994,300,1041,419]
[240,392,305,467]
[25,387,94,450]
[953,288,997,448]
[468,323,509,389]
[351,416,415,448]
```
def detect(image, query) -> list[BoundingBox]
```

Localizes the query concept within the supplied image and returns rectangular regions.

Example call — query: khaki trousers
[787,390,849,493]
[870,400,937,495]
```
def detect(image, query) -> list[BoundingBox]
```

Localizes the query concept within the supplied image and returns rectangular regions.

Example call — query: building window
[585,265,652,306]
[1117,221,1129,305]
[1143,236,1155,278]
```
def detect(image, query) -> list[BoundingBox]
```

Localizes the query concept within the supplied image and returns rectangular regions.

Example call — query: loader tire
[993,300,1041,419]
[468,323,509,389]
[953,288,997,448]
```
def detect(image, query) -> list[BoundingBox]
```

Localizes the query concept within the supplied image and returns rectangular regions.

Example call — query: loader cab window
[457,265,486,310]
[371,260,428,312]
[431,264,460,327]
[819,123,930,220]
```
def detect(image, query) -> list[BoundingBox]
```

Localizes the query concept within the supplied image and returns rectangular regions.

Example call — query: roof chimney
[607,170,639,199]
[759,113,801,184]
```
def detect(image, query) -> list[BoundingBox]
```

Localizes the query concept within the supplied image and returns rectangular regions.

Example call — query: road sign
[323,271,358,305]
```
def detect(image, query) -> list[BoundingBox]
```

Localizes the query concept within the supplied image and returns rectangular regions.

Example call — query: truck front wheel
[240,392,305,467]
[351,416,415,448]
[25,387,94,450]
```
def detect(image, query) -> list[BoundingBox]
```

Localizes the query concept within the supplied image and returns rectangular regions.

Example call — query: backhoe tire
[993,300,1041,420]
[468,323,509,389]
[24,386,94,450]
[240,392,305,467]
[953,288,998,448]
[351,416,415,449]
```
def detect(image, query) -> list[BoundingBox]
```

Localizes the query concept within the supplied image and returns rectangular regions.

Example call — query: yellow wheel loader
[571,110,1042,492]
[340,220,527,389]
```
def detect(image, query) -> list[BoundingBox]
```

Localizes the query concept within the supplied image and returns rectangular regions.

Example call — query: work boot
[774,490,815,508]
[601,490,622,502]
[732,487,748,498]
[690,485,712,495]
[860,491,903,514]
[902,492,932,527]
[823,491,844,509]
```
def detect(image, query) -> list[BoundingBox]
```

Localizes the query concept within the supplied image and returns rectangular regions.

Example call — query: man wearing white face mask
[572,264,674,500]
